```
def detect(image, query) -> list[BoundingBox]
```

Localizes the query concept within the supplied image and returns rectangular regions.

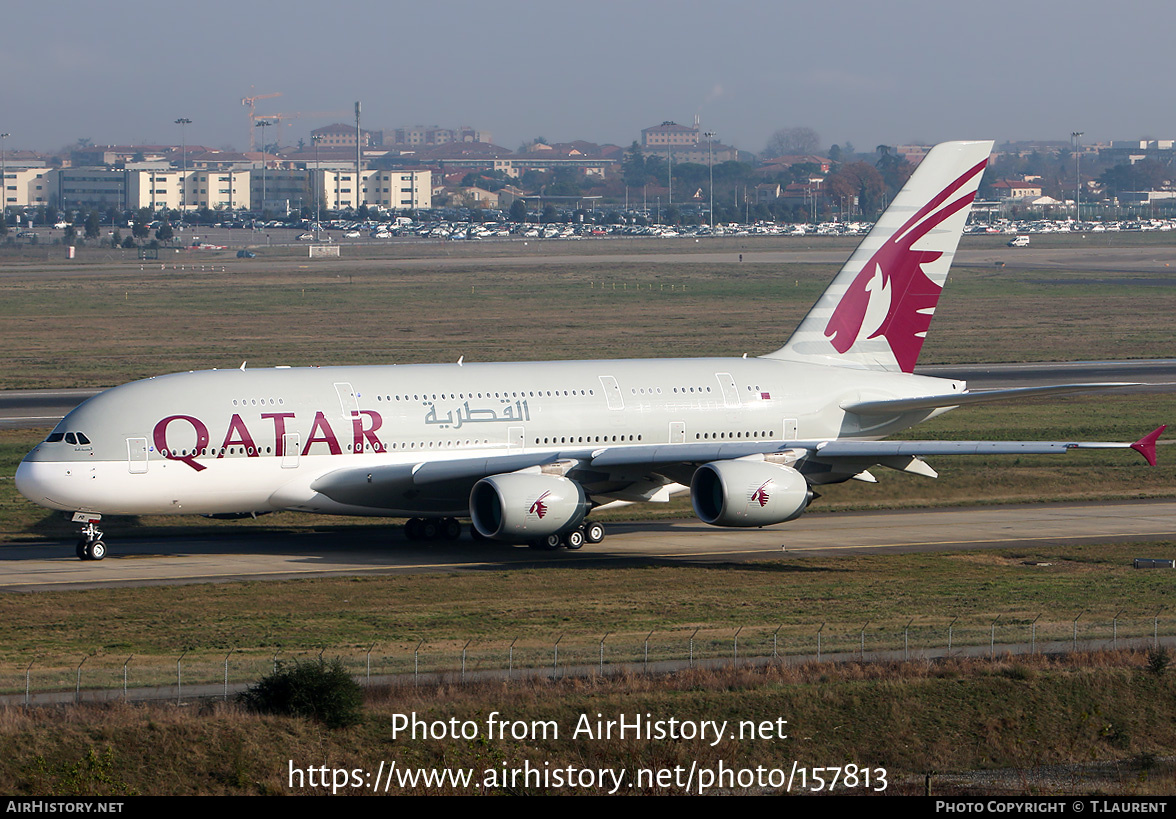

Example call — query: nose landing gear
[73,514,106,561]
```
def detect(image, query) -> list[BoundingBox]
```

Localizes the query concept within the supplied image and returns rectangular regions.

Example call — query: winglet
[1130,425,1166,466]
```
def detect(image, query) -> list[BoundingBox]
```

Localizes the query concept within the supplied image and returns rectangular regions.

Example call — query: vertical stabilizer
[765,140,993,372]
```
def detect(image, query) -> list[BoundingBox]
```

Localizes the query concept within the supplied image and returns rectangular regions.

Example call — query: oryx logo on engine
[751,481,772,507]
[529,491,552,519]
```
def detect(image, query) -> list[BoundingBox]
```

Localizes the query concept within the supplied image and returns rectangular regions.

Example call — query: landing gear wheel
[441,518,462,541]
[421,519,440,541]
[583,521,605,544]
[564,529,585,550]
[541,533,562,550]
[405,518,424,541]
[74,518,106,561]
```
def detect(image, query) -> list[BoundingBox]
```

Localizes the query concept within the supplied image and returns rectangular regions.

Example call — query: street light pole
[255,120,272,219]
[174,118,191,227]
[312,133,323,226]
[0,133,9,221]
[1071,131,1084,223]
[704,130,716,229]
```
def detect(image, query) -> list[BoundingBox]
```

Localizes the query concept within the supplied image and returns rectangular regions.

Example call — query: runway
[1,499,1173,592]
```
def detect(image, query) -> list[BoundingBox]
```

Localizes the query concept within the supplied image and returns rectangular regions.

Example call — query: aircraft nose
[14,459,73,511]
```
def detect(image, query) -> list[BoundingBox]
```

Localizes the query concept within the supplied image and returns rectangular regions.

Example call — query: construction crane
[241,91,281,150]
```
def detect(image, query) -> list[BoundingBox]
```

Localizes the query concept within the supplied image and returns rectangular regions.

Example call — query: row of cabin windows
[160,432,662,459]
[160,429,783,460]
[162,439,501,458]
[536,434,640,445]
[376,389,592,402]
[232,398,285,407]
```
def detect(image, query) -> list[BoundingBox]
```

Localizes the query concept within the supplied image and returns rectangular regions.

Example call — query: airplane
[15,140,1165,561]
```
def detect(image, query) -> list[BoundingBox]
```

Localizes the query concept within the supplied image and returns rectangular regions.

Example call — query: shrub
[238,658,363,728]
[1146,646,1170,677]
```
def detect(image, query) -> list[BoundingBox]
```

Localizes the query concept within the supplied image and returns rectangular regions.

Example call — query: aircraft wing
[309,426,1165,510]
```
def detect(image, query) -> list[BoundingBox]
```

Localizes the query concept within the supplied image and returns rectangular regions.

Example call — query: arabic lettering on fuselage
[423,399,530,429]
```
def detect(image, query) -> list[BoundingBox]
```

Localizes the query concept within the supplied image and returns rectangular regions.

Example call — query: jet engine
[470,473,589,541]
[691,460,812,527]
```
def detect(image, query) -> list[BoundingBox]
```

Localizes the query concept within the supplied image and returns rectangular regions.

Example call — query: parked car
[1007,236,1029,247]
[236,249,256,258]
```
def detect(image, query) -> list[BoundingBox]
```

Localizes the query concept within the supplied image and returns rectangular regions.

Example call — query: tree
[132,209,150,239]
[765,127,820,158]
[622,141,647,188]
[238,658,363,728]
[826,162,886,215]
[509,199,528,222]
[156,222,173,243]
[85,210,100,240]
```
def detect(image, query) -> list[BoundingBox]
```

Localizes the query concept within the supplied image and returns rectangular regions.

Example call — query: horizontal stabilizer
[841,383,1142,415]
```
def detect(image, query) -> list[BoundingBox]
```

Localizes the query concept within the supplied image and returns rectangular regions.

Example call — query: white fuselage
[15,357,960,518]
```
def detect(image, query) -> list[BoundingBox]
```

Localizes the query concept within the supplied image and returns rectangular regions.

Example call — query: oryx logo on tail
[824,157,988,373]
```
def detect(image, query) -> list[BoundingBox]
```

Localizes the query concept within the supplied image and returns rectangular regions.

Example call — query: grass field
[1,237,1173,388]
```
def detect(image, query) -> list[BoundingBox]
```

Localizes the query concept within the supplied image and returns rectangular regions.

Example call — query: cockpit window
[46,431,90,445]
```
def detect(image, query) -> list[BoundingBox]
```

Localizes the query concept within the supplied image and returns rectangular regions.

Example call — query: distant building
[641,121,699,150]
[57,167,129,210]
[895,144,932,165]
[1102,139,1176,164]
[391,126,491,147]
[759,155,833,175]
[2,167,52,208]
[991,179,1044,200]
[310,124,373,149]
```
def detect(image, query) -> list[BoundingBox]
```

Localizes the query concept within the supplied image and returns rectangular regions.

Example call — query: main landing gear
[403,517,462,542]
[74,516,106,561]
[529,521,606,551]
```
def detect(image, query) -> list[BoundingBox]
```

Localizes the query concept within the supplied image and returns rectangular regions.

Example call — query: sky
[3,0,1173,156]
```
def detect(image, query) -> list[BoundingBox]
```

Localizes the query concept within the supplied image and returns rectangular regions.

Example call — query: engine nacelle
[470,473,589,541]
[691,461,812,527]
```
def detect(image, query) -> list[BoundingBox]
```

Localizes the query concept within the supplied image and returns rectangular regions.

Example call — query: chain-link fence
[6,610,1174,706]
